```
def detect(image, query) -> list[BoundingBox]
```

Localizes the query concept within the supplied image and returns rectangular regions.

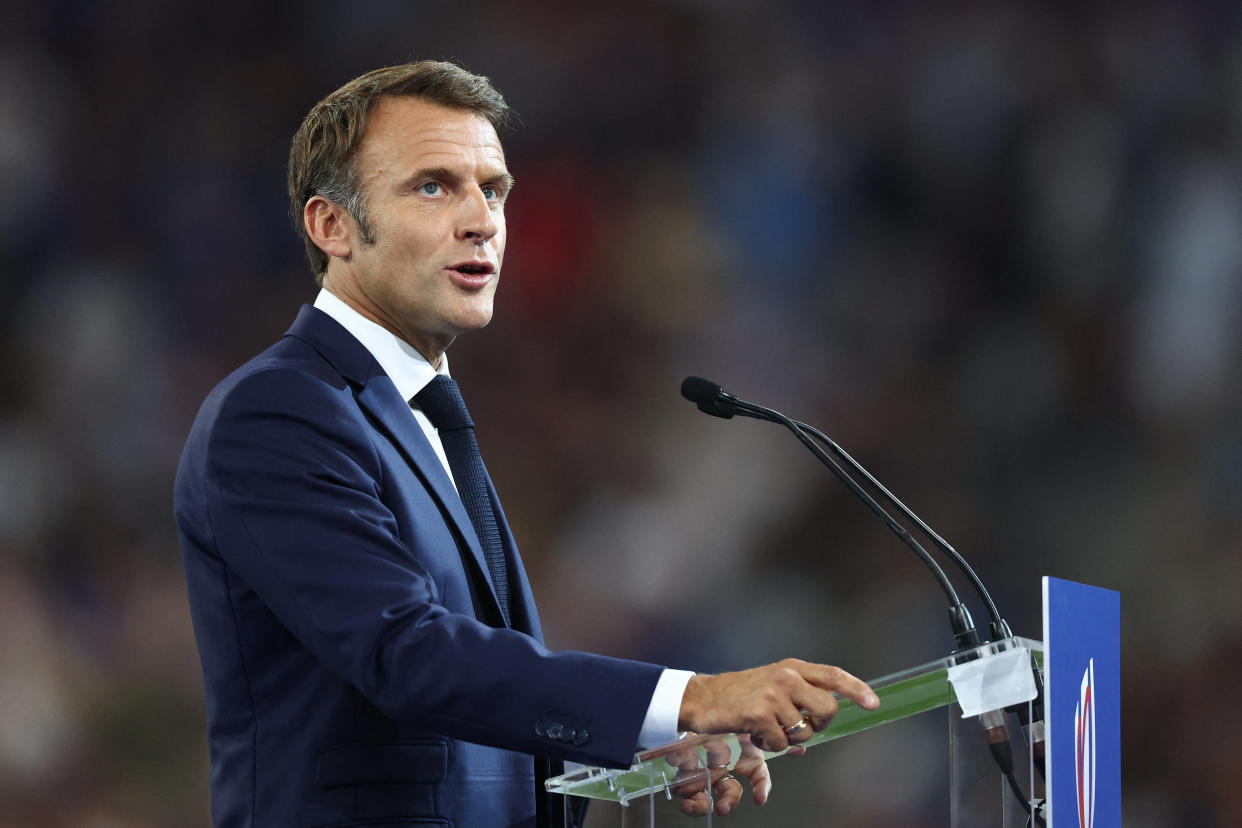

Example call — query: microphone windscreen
[680,376,723,405]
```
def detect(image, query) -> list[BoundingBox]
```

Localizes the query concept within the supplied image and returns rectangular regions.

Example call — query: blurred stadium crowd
[1,1,1239,825]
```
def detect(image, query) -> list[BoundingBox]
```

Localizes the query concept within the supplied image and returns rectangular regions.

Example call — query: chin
[451,308,495,333]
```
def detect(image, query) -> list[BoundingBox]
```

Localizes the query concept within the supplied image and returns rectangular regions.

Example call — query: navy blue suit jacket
[174,306,664,827]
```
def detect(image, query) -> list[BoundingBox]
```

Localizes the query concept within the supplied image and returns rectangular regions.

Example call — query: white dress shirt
[313,288,691,749]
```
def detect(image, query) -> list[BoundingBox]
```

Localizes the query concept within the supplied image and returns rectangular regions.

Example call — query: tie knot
[413,375,474,431]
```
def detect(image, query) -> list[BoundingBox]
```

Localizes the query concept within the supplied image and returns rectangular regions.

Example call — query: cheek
[494,225,507,263]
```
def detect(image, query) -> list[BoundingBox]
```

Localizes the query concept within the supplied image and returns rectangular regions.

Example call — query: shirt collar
[313,288,449,400]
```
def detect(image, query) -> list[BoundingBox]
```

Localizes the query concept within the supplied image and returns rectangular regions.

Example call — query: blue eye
[482,185,498,200]
[419,182,442,196]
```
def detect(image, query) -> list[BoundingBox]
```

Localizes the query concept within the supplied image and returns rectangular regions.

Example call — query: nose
[457,186,500,244]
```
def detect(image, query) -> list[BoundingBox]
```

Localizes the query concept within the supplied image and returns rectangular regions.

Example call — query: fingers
[703,738,732,769]
[798,662,880,711]
[791,684,840,732]
[678,772,744,817]
[666,739,724,802]
[752,698,806,753]
[679,789,711,817]
[668,736,746,814]
[736,753,772,805]
[663,744,699,770]
[767,662,879,747]
[713,774,744,815]
[668,736,782,814]
[786,664,880,748]
[666,734,814,816]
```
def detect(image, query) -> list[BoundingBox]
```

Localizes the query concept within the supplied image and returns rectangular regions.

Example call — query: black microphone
[680,376,742,419]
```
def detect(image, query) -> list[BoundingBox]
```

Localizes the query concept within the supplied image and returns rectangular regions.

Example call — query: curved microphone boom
[786,419,1011,639]
[680,374,1047,793]
[680,376,982,650]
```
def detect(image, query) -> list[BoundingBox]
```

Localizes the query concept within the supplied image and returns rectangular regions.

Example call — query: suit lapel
[284,306,504,622]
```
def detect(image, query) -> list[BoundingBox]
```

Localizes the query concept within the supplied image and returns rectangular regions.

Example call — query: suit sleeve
[200,365,663,768]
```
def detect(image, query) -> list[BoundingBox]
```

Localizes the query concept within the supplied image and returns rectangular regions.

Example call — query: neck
[321,276,452,368]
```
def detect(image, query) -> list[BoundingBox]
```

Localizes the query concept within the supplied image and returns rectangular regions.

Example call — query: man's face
[325,96,512,361]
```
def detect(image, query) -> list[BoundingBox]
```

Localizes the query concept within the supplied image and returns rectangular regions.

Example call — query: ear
[303,195,355,262]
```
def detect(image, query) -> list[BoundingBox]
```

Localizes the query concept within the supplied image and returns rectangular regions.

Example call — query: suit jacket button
[546,723,565,741]
[572,728,590,746]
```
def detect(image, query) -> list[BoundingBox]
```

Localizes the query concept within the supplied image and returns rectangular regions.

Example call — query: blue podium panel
[1043,576,1121,828]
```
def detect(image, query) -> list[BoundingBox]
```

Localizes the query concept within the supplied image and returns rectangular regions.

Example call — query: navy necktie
[414,376,510,626]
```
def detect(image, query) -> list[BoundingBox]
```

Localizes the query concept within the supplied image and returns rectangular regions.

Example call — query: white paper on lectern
[945,645,1038,717]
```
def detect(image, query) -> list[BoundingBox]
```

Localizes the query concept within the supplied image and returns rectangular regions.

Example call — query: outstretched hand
[655,658,877,817]
[679,659,879,754]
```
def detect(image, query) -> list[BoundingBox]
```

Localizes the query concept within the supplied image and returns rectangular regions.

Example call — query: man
[174,61,877,828]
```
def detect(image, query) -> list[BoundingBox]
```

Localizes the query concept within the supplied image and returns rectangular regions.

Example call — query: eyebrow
[405,166,516,193]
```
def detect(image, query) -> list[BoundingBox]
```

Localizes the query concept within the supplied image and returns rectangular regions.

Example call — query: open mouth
[452,262,494,275]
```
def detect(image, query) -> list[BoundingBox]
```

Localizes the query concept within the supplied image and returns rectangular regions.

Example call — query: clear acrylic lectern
[546,637,1046,826]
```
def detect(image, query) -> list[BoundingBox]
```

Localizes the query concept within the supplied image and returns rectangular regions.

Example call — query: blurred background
[2,0,1240,825]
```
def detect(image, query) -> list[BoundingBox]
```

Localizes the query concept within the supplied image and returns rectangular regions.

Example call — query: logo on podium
[1074,658,1096,828]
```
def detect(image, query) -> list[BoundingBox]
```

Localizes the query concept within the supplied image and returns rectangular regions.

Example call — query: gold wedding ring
[784,716,812,738]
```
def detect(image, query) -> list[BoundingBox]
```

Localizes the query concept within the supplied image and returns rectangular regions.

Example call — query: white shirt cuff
[636,668,695,749]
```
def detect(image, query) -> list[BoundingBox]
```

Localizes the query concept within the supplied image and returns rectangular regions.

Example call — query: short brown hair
[287,61,511,281]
